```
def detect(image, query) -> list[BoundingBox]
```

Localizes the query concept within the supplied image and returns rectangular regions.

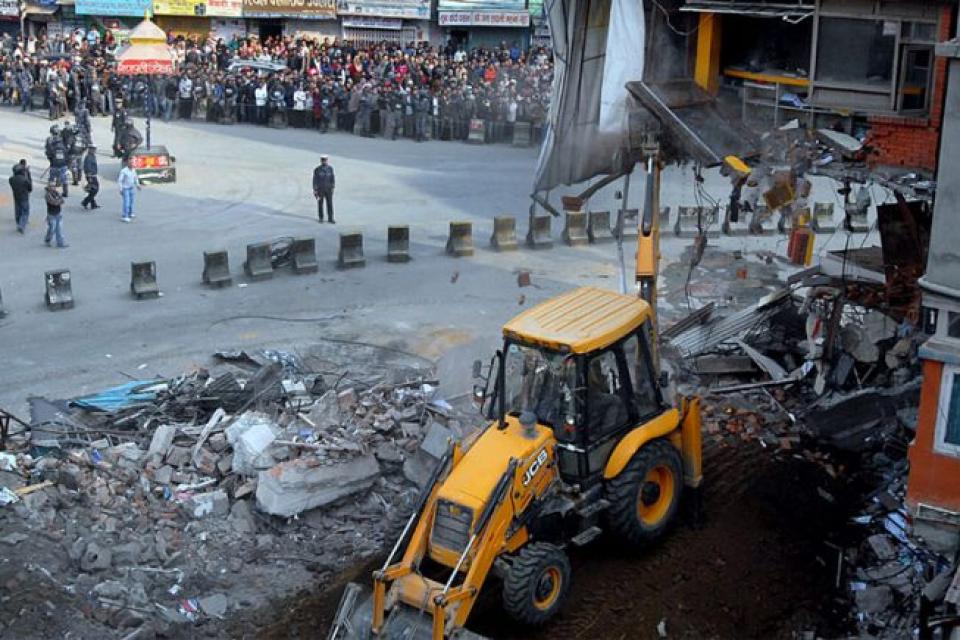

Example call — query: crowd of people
[0,30,554,144]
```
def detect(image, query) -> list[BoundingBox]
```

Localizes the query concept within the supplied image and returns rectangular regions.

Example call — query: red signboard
[130,153,170,169]
[116,59,176,75]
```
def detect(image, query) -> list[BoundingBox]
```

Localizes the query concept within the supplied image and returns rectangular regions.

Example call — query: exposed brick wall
[865,5,954,171]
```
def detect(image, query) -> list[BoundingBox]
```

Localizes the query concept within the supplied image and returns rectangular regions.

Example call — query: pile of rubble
[0,347,470,638]
[664,227,960,637]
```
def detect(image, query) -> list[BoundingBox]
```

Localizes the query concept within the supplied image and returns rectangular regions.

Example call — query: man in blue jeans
[118,158,141,222]
[9,160,32,234]
[44,181,67,248]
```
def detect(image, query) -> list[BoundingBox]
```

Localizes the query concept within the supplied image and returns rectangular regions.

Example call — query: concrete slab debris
[256,454,380,517]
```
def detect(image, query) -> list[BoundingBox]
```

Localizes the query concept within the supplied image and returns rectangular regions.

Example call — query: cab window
[586,349,631,438]
[623,332,661,418]
[502,343,576,431]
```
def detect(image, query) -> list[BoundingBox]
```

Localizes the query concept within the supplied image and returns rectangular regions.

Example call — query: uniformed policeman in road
[81,144,100,210]
[312,154,335,224]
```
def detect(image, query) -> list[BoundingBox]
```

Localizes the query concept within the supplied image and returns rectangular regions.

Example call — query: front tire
[605,439,683,545]
[502,542,571,626]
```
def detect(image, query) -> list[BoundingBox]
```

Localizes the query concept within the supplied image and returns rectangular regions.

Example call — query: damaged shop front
[679,0,955,171]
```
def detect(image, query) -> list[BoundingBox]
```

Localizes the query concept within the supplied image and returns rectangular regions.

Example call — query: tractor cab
[477,287,667,486]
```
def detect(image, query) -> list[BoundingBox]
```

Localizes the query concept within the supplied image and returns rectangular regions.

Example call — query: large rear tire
[501,542,571,626]
[605,439,683,545]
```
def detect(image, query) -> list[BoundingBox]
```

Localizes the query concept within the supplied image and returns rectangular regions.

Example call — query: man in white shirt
[117,158,141,222]
[254,82,267,124]
[178,74,193,119]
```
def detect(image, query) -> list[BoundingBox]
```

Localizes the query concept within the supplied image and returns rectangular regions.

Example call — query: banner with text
[438,10,529,26]
[0,0,18,16]
[76,0,151,16]
[153,0,206,16]
[336,0,428,19]
[437,0,523,11]
[242,0,335,18]
[206,0,241,16]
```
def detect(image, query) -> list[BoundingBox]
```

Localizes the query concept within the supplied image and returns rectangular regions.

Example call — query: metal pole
[146,83,152,150]
[616,173,631,295]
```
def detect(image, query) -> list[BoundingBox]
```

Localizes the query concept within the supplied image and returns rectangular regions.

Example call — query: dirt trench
[255,437,854,640]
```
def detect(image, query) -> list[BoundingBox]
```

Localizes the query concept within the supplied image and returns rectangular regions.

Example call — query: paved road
[0,109,879,414]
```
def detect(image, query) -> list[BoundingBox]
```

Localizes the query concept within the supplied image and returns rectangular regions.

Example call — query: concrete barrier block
[130,260,160,300]
[338,231,366,268]
[812,202,837,234]
[674,206,720,238]
[512,122,531,147]
[45,269,74,311]
[244,242,274,281]
[562,211,589,246]
[290,237,318,274]
[613,208,639,240]
[587,211,613,243]
[526,215,553,249]
[446,221,474,257]
[203,250,232,287]
[387,225,411,263]
[490,216,519,251]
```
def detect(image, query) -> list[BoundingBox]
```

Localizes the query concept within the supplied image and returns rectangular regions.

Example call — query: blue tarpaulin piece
[70,380,167,413]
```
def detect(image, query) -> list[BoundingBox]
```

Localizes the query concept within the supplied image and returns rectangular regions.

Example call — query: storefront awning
[680,1,813,18]
[22,4,59,15]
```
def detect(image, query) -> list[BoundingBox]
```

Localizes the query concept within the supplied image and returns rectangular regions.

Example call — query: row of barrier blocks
[674,203,870,237]
[28,204,868,313]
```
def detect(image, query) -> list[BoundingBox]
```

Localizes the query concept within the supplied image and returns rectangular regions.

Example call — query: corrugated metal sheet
[669,290,790,357]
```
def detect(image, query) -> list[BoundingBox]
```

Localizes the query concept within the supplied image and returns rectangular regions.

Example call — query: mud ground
[251,436,855,640]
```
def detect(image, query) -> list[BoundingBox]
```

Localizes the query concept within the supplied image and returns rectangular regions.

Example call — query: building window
[816,18,895,88]
[935,365,960,457]
[811,15,937,114]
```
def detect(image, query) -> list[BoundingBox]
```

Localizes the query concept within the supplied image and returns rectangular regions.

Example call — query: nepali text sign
[76,0,151,16]
[153,0,206,15]
[117,58,176,74]
[438,10,529,26]
[0,0,17,16]
[336,0,428,19]
[206,0,241,16]
[437,0,523,11]
[242,0,335,18]
[341,15,402,29]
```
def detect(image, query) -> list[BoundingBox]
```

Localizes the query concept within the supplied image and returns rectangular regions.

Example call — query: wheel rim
[533,566,562,611]
[637,464,676,527]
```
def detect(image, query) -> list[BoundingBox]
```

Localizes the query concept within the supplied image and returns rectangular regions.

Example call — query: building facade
[683,0,957,171]
[11,0,544,46]
[906,29,960,556]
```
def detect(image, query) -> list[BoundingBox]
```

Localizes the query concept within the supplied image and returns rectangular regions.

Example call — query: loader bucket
[327,582,490,640]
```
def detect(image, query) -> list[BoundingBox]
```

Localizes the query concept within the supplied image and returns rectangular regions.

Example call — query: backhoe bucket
[328,582,490,640]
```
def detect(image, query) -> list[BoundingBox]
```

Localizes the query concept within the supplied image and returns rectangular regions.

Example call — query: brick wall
[865,5,954,171]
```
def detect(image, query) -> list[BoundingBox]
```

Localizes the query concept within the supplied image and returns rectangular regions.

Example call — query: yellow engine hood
[437,417,553,513]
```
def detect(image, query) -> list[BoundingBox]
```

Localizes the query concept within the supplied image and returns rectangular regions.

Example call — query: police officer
[61,122,82,186]
[312,154,335,224]
[415,89,430,142]
[81,144,100,210]
[75,99,92,142]
[111,100,128,158]
[356,85,373,137]
[45,125,69,197]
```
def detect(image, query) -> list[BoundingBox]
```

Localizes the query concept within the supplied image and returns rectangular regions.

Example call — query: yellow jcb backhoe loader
[328,150,703,640]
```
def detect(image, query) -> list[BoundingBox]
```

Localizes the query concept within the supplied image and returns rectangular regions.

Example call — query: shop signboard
[341,15,402,29]
[242,0,335,18]
[437,0,523,10]
[336,0,428,19]
[76,0,152,16]
[153,0,206,16]
[206,0,241,16]
[0,0,18,16]
[438,10,528,26]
